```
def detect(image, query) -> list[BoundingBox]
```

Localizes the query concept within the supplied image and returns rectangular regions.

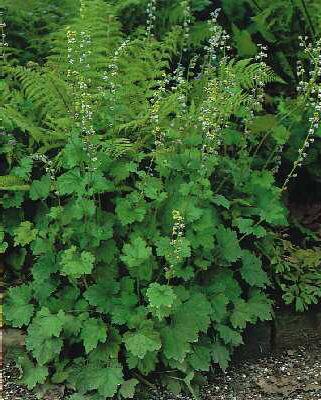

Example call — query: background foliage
[2,0,321,399]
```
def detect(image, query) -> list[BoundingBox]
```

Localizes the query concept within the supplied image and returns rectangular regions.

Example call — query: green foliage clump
[264,237,321,312]
[2,0,321,398]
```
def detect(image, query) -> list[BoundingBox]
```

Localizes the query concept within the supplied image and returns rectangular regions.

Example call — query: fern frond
[9,66,71,119]
[1,106,47,142]
[103,138,135,158]
[0,176,30,191]
[49,0,122,84]
[226,59,282,89]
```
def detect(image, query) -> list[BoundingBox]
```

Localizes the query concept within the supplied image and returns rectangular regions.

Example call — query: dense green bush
[1,0,321,399]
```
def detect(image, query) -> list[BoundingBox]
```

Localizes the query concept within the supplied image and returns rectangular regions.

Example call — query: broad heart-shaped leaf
[61,136,89,169]
[4,284,34,327]
[32,253,58,282]
[57,168,84,195]
[29,175,51,200]
[156,236,192,279]
[95,367,124,397]
[231,291,273,329]
[217,324,243,346]
[80,317,107,353]
[188,343,212,371]
[32,308,65,337]
[240,250,270,288]
[123,321,161,359]
[32,277,57,304]
[19,356,49,389]
[115,191,147,225]
[162,293,212,362]
[230,299,252,329]
[74,363,123,398]
[119,379,139,399]
[71,198,96,220]
[27,336,63,365]
[245,171,287,225]
[13,221,37,246]
[111,277,138,325]
[121,236,153,280]
[146,283,176,320]
[207,270,242,303]
[247,289,273,322]
[211,341,231,370]
[60,246,95,278]
[84,278,119,314]
[174,293,212,337]
[215,225,242,263]
[26,308,65,364]
[127,350,158,376]
[161,325,191,362]
[136,172,166,202]
[210,293,229,322]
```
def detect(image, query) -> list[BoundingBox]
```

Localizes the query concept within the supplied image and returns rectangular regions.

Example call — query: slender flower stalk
[282,37,321,189]
[102,39,130,128]
[0,10,8,66]
[146,0,157,39]
[181,0,191,54]
[66,3,98,168]
[166,210,186,278]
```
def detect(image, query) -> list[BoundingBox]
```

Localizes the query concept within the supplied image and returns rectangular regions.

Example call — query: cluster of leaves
[220,0,321,192]
[1,0,320,398]
[261,236,321,312]
[111,0,321,191]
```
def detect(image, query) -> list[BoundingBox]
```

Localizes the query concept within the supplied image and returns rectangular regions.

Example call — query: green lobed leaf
[80,317,107,353]
[29,175,51,200]
[19,357,49,390]
[211,341,231,370]
[216,225,242,263]
[13,221,37,246]
[119,379,139,399]
[26,308,65,364]
[146,283,176,320]
[60,246,95,278]
[121,236,153,280]
[4,284,35,327]
[240,250,270,288]
[123,321,161,359]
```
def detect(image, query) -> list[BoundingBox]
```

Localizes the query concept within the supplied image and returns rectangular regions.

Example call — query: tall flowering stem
[146,0,157,39]
[204,9,229,66]
[0,9,8,68]
[66,4,97,168]
[166,210,186,279]
[181,0,191,54]
[252,43,268,111]
[199,9,231,160]
[282,37,321,190]
[102,39,130,129]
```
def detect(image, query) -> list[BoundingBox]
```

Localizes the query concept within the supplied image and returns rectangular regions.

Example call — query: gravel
[3,341,321,400]
[3,361,37,400]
